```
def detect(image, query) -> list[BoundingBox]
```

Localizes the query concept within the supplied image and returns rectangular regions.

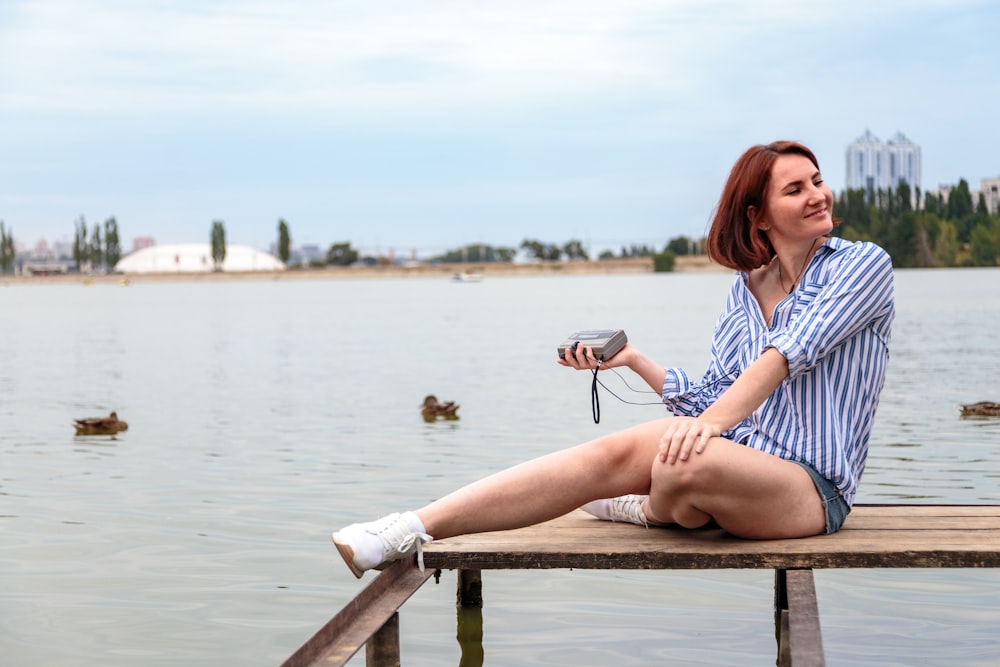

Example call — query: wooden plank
[365,612,400,667]
[852,504,1000,516]
[422,506,1000,571]
[843,516,1000,530]
[842,504,1000,529]
[280,558,433,667]
[785,570,825,667]
[777,609,791,667]
[774,569,790,667]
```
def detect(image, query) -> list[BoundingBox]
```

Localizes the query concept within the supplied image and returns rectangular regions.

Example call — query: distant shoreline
[2,255,727,286]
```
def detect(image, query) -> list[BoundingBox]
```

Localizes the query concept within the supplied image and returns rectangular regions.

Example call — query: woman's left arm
[659,241,895,464]
[657,347,787,463]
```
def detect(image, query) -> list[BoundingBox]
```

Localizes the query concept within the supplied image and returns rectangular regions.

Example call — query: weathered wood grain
[422,505,1000,571]
[280,559,433,667]
[785,569,825,667]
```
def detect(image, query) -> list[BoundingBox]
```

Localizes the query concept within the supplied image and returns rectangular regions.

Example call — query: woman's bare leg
[333,421,828,578]
[415,418,670,538]
[644,437,826,539]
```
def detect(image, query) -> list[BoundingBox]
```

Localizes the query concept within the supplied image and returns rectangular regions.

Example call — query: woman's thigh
[649,439,826,539]
[580,418,673,494]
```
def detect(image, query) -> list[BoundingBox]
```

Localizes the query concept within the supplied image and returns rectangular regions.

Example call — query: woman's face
[760,154,834,244]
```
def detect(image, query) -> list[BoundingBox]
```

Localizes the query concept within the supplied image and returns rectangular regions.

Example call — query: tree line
[72,216,123,272]
[835,180,1000,267]
[0,215,123,274]
[422,238,691,265]
[198,193,1000,271]
[4,185,998,276]
[0,221,15,274]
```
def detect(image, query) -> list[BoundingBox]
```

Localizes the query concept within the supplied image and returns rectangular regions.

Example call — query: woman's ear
[748,206,768,230]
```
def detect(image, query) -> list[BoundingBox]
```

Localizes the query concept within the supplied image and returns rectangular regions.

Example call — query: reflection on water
[1,268,999,666]
[457,605,485,667]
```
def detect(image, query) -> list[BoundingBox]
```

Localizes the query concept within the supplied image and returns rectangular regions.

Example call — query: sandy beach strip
[2,255,725,286]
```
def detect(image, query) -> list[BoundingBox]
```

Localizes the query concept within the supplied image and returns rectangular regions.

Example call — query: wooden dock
[281,504,1000,666]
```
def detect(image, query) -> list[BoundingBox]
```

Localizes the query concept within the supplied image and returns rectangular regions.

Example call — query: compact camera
[557,329,628,361]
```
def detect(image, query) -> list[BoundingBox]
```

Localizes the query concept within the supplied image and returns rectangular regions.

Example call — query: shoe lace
[394,531,432,572]
[611,495,648,528]
[374,515,433,572]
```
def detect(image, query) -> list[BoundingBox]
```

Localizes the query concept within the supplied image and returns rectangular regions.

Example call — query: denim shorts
[791,460,850,534]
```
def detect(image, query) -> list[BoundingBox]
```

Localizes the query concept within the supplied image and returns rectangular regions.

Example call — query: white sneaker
[332,512,433,579]
[581,495,649,527]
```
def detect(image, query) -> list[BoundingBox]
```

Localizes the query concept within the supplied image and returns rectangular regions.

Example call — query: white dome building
[115,244,285,274]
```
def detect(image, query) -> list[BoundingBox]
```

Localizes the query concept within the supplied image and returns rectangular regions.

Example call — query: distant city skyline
[12,140,996,262]
[12,120,996,262]
[3,2,999,259]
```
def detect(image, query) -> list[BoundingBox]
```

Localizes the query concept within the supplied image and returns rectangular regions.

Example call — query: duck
[421,395,460,422]
[959,402,1000,417]
[74,411,129,435]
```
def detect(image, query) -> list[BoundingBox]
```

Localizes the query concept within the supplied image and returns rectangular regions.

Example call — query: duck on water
[960,402,1000,417]
[421,395,459,422]
[74,411,129,435]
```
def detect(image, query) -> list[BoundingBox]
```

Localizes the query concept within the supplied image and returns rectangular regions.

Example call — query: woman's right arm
[620,345,669,393]
[558,342,667,393]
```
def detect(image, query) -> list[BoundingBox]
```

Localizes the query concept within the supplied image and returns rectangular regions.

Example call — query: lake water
[2,268,999,666]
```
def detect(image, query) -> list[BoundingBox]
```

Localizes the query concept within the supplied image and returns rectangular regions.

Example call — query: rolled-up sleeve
[662,367,704,416]
[769,242,894,379]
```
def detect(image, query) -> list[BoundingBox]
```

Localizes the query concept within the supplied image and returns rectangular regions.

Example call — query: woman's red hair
[706,141,836,272]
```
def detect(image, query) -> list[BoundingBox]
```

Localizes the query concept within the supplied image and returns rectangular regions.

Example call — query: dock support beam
[457,569,483,608]
[365,612,400,667]
[775,568,825,667]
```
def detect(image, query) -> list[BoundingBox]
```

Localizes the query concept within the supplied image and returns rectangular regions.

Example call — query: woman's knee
[648,451,716,501]
[647,458,714,527]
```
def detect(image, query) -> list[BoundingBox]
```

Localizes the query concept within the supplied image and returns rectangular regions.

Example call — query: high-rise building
[981,177,1000,216]
[845,130,921,193]
[845,130,886,191]
[885,132,921,191]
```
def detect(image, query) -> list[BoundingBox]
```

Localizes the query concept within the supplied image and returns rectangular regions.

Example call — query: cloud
[0,1,641,114]
[0,0,870,116]
[3,0,993,133]
[1,0,997,250]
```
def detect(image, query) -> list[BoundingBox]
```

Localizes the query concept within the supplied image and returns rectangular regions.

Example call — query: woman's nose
[806,183,826,203]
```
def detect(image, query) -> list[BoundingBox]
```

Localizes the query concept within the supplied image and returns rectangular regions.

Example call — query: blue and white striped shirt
[662,237,894,506]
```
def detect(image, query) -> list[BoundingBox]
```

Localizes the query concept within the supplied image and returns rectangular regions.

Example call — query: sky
[1,0,998,260]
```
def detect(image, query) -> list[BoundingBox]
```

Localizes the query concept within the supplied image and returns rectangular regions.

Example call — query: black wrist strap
[591,359,603,424]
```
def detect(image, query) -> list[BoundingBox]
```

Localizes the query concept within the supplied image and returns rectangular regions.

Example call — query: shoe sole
[331,533,364,579]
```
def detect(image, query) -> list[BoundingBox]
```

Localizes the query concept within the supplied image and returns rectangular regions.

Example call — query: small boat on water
[959,402,1000,417]
[452,272,482,283]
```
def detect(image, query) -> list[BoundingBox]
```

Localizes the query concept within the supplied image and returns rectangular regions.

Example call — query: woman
[333,141,895,578]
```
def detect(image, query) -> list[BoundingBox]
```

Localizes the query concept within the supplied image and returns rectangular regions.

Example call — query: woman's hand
[558,342,668,395]
[557,343,635,370]
[658,417,722,463]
